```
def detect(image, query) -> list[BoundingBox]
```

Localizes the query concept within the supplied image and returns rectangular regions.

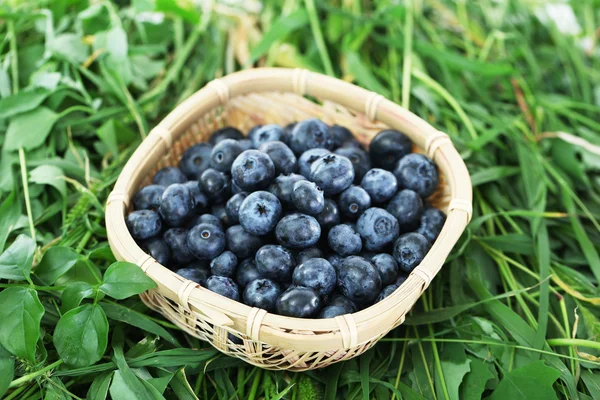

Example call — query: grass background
[0,0,600,399]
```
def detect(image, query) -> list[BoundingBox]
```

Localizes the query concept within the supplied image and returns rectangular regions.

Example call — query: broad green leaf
[436,343,471,400]
[581,370,600,399]
[35,246,79,284]
[96,119,136,156]
[155,0,200,23]
[109,371,140,400]
[60,282,95,313]
[0,343,15,398]
[4,107,59,151]
[54,304,108,367]
[0,234,36,281]
[459,358,495,400]
[55,261,102,286]
[48,33,89,63]
[0,88,49,119]
[169,368,199,400]
[99,262,156,300]
[0,288,44,362]
[0,191,21,253]
[88,372,113,400]
[29,165,67,199]
[489,361,560,400]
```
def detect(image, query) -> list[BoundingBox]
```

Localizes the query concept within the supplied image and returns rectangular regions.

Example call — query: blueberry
[163,228,196,265]
[209,126,244,145]
[276,286,321,318]
[211,203,231,227]
[310,154,354,195]
[238,139,253,151]
[210,139,243,172]
[226,225,264,259]
[393,154,439,198]
[335,146,370,183]
[328,293,357,313]
[361,169,398,203]
[330,124,355,148]
[387,189,423,231]
[225,192,248,224]
[183,181,209,211]
[298,148,330,178]
[259,141,297,175]
[393,232,430,273]
[275,213,321,249]
[187,223,226,260]
[243,278,282,311]
[231,150,276,191]
[210,250,237,277]
[370,253,398,286]
[247,125,263,145]
[328,224,362,256]
[356,208,400,251]
[297,247,324,264]
[175,266,210,286]
[416,207,446,243]
[251,124,284,148]
[376,284,399,302]
[158,184,195,226]
[327,254,344,272]
[255,244,295,282]
[238,191,282,236]
[139,237,170,266]
[292,180,325,215]
[206,275,240,301]
[316,199,340,231]
[318,305,347,318]
[268,173,305,204]
[134,185,165,211]
[292,258,336,297]
[290,119,333,154]
[236,258,263,287]
[338,185,371,220]
[200,168,231,203]
[396,273,408,286]
[281,122,295,145]
[369,129,412,171]
[191,213,223,230]
[337,256,382,305]
[127,210,162,240]
[179,143,213,179]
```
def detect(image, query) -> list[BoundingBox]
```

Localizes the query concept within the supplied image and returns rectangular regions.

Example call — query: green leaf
[4,107,59,151]
[470,166,521,187]
[0,191,21,253]
[0,234,36,281]
[54,304,108,367]
[436,343,471,400]
[0,287,44,362]
[99,262,156,300]
[155,0,200,23]
[44,377,71,400]
[477,234,534,255]
[35,246,79,284]
[88,372,113,400]
[344,51,391,98]
[581,370,600,399]
[96,119,137,156]
[61,281,96,313]
[29,165,67,199]
[169,368,199,400]
[459,359,494,400]
[109,370,140,400]
[489,361,560,400]
[0,88,50,119]
[0,343,15,398]
[48,33,89,63]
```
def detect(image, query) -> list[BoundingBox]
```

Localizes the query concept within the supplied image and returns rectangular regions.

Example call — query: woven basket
[105,68,472,371]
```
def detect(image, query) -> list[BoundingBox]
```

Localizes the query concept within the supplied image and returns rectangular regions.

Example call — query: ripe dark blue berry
[290,119,333,154]
[259,141,297,175]
[163,228,195,265]
[206,275,240,301]
[376,284,399,302]
[416,207,446,243]
[127,210,162,240]
[361,168,398,203]
[179,144,212,179]
[236,258,262,287]
[153,167,187,186]
[226,225,264,259]
[210,139,243,172]
[275,213,321,249]
[292,180,325,215]
[335,146,370,183]
[387,189,423,231]
[297,247,324,265]
[292,258,337,297]
[239,191,282,235]
[200,168,231,203]
[243,278,281,311]
[316,199,340,231]
[328,293,357,313]
[328,224,362,256]
[356,208,400,251]
[231,150,276,191]
[369,129,412,171]
[330,124,354,148]
[310,154,354,195]
[393,154,439,198]
[339,185,371,220]
[225,192,248,224]
[210,251,238,278]
[176,266,210,286]
[209,126,244,145]
[187,223,226,260]
[139,237,170,266]
[370,253,399,286]
[251,124,284,148]
[158,184,195,226]
[282,122,295,145]
[276,286,321,318]
[268,173,305,204]
[337,256,382,305]
[298,148,330,178]
[183,181,209,211]
[134,185,165,211]
[393,232,430,273]
[318,305,347,318]
[255,244,295,282]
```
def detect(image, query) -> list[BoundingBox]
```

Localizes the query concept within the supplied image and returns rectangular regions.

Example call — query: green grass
[0,0,599,399]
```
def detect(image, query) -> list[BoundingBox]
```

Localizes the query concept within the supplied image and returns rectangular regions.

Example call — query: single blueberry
[259,141,297,175]
[356,207,400,251]
[298,148,331,178]
[153,166,187,186]
[210,139,243,172]
[247,125,263,146]
[238,191,282,236]
[243,278,282,311]
[330,125,355,149]
[251,124,284,148]
[281,122,295,145]
[370,253,399,286]
[209,126,244,145]
[328,293,357,313]
[236,258,263,287]
[268,173,305,204]
[316,199,341,231]
[292,258,337,297]
[335,146,371,183]
[210,250,238,278]
[134,185,165,211]
[275,213,321,249]
[337,256,382,305]
[416,207,446,243]
[127,210,162,240]
[292,180,325,215]
[190,213,223,230]
[158,184,195,227]
[328,224,362,256]
[175,266,210,287]
[200,168,231,203]
[187,223,226,260]
[255,244,295,282]
[297,247,324,265]
[376,284,399,302]
[179,143,213,179]
[318,305,347,318]
[206,275,240,301]
[183,181,209,212]
[276,286,321,318]
[361,168,398,203]
[231,150,276,191]
[393,154,439,198]
[369,129,412,171]
[338,185,371,220]
[387,189,423,231]
[226,225,264,259]
[225,192,248,224]
[163,228,196,265]
[310,154,354,195]
[139,237,170,266]
[290,119,333,154]
[211,203,231,227]
[393,232,430,273]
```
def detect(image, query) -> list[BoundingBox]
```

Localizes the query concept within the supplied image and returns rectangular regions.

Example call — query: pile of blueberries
[126,119,445,319]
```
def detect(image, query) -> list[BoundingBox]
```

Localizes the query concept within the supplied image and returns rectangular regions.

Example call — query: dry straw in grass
[106,68,472,371]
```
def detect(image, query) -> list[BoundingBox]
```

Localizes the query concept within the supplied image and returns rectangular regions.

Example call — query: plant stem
[8,360,64,389]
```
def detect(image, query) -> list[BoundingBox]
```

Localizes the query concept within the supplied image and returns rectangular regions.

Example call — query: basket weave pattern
[106,68,472,371]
